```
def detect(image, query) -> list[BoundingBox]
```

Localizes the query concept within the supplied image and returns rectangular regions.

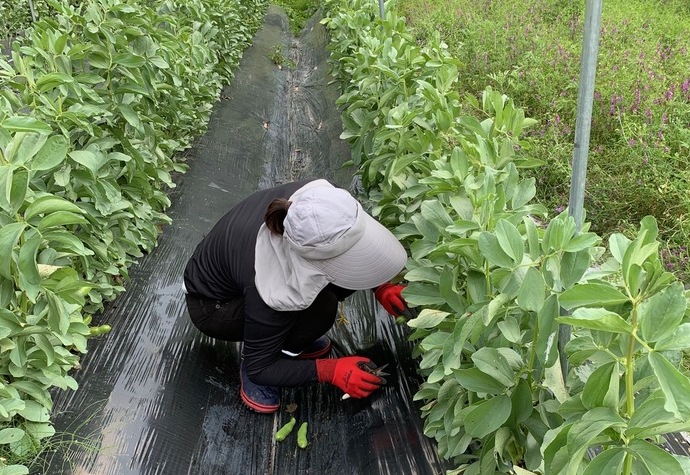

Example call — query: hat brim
[307,212,407,290]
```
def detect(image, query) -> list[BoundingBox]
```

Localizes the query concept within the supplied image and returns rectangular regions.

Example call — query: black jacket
[184,179,334,386]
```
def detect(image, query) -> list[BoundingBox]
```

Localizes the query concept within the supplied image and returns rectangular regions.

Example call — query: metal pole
[378,0,385,19]
[568,0,602,232]
[27,0,38,23]
[560,0,602,379]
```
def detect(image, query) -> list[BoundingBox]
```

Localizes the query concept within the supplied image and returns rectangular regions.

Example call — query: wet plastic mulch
[45,7,451,475]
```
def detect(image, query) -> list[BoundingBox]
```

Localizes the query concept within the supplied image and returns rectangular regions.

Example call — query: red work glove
[316,356,382,399]
[374,283,408,317]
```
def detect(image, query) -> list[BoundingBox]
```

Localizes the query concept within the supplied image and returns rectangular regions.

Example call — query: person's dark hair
[265,198,292,234]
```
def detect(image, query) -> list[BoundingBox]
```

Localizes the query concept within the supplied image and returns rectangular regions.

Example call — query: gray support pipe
[568,0,602,232]
[378,0,385,19]
[28,0,38,22]
[560,0,603,378]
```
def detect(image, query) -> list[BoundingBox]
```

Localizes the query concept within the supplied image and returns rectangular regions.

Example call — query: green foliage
[271,0,320,35]
[397,0,690,280]
[0,0,53,42]
[322,0,690,473]
[0,0,267,470]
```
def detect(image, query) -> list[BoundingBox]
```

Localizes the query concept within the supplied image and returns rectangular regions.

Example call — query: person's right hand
[315,356,382,398]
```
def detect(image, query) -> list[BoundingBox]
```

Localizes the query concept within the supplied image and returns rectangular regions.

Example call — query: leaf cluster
[322,1,690,474]
[0,0,267,471]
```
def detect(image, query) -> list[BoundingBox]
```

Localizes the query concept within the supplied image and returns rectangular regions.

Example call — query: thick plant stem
[622,305,638,475]
[623,453,633,475]
[625,306,637,419]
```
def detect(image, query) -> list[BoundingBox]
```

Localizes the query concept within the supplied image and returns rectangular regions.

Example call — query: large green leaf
[559,283,629,310]
[42,231,93,257]
[627,394,679,437]
[17,400,50,423]
[404,282,447,306]
[535,294,560,366]
[24,196,85,221]
[0,427,25,444]
[495,219,524,263]
[566,408,625,472]
[655,323,690,351]
[562,232,600,253]
[1,117,52,134]
[581,448,626,475]
[439,265,466,314]
[0,165,13,212]
[560,249,591,288]
[38,211,90,231]
[511,179,536,209]
[558,307,632,334]
[405,266,441,284]
[609,233,631,264]
[524,216,541,260]
[638,282,686,342]
[0,222,26,279]
[509,378,533,426]
[463,395,511,438]
[581,361,619,410]
[466,269,487,304]
[46,290,71,335]
[471,347,516,387]
[478,232,514,268]
[68,150,106,174]
[454,367,506,394]
[407,308,450,329]
[30,135,69,171]
[543,425,571,474]
[446,220,479,236]
[1,465,29,475]
[9,168,29,215]
[112,52,147,68]
[628,439,684,475]
[18,233,42,302]
[648,352,690,419]
[420,200,454,231]
[13,132,47,166]
[516,267,545,312]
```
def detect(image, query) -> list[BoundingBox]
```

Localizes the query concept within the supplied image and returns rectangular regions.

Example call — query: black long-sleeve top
[184,179,331,387]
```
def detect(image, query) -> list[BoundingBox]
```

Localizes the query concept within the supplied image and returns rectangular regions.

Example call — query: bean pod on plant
[297,422,308,449]
[275,417,296,442]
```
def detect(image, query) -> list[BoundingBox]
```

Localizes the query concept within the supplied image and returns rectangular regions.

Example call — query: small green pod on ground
[275,417,296,442]
[297,422,308,449]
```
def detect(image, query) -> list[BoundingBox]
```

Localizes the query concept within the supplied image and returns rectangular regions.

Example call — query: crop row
[321,1,690,473]
[0,0,266,472]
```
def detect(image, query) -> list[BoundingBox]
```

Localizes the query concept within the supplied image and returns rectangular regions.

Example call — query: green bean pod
[274,417,296,442]
[297,422,308,449]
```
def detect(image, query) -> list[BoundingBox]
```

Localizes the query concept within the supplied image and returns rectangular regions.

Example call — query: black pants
[185,286,352,354]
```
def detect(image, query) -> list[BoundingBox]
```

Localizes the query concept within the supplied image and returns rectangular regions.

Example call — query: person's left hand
[374,283,409,317]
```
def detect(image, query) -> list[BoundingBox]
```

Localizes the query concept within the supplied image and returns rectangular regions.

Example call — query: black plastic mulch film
[46,7,451,475]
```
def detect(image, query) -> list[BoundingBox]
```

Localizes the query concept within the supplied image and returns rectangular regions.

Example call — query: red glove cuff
[315,358,337,383]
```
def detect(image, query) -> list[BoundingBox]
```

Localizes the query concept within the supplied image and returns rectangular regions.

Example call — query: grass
[397,0,690,284]
[270,0,320,35]
[0,400,106,472]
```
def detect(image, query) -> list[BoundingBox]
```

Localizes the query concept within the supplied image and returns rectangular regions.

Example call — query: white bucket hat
[254,180,407,311]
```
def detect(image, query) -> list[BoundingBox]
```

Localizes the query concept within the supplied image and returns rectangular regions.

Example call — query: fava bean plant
[0,0,266,471]
[322,0,690,474]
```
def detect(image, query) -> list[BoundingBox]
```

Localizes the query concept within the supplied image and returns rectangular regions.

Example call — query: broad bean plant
[322,1,690,474]
[0,0,266,471]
